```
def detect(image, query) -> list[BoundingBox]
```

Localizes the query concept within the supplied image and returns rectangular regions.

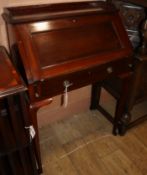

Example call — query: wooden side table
[0,46,38,175]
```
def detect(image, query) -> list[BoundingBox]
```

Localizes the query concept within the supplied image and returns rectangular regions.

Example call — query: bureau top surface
[3,1,116,23]
[0,47,26,98]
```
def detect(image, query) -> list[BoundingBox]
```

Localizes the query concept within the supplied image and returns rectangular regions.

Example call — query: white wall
[0,0,9,46]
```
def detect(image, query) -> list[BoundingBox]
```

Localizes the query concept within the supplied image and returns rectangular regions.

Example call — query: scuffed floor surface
[39,110,147,175]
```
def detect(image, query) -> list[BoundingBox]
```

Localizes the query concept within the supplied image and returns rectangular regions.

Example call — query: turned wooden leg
[29,107,42,174]
[90,82,102,110]
[28,98,52,174]
[118,113,132,135]
[113,73,132,135]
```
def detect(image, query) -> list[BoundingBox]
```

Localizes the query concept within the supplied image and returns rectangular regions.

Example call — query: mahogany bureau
[2,1,133,173]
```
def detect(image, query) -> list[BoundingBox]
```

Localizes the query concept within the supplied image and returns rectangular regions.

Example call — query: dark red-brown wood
[2,1,134,173]
[0,46,26,98]
[0,46,38,174]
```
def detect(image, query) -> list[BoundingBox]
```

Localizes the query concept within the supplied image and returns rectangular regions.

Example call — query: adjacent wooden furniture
[112,0,145,49]
[0,46,38,174]
[115,0,147,7]
[2,1,133,173]
[91,0,147,135]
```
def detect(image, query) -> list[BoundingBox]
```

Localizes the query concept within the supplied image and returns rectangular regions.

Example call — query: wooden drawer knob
[106,67,113,74]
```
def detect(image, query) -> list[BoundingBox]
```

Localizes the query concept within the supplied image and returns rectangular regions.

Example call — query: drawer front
[31,58,132,102]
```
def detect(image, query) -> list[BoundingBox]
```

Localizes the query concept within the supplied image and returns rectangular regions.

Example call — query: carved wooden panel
[112,0,145,48]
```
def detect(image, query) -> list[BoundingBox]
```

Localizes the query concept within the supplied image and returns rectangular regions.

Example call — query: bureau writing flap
[3,1,133,83]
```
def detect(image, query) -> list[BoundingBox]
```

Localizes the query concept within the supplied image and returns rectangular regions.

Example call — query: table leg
[113,73,132,135]
[29,107,43,174]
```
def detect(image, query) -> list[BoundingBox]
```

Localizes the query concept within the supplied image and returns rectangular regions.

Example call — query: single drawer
[29,57,132,102]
